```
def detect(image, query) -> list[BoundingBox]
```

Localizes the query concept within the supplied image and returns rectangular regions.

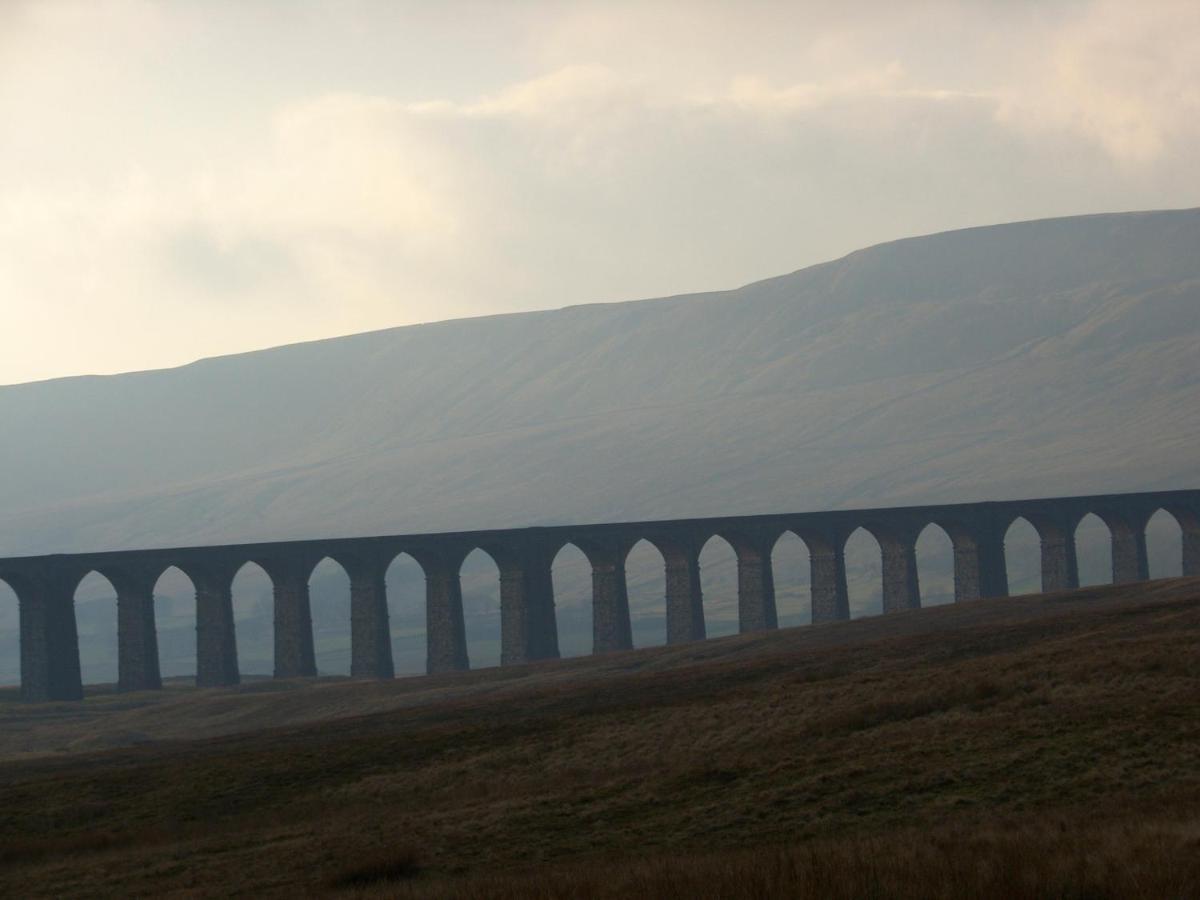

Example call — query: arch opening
[1003,517,1041,596]
[698,534,739,639]
[153,566,196,684]
[625,539,666,649]
[915,523,954,608]
[308,556,352,676]
[0,577,19,690]
[460,548,502,670]
[1146,509,1184,580]
[230,561,272,679]
[1074,513,1113,587]
[844,527,883,618]
[73,570,119,688]
[550,542,592,660]
[772,532,811,628]
[384,552,426,676]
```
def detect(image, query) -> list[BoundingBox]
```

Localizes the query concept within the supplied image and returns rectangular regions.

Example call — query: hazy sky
[2,0,1198,385]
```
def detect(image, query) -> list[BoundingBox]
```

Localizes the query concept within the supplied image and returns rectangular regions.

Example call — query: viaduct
[1,488,1198,702]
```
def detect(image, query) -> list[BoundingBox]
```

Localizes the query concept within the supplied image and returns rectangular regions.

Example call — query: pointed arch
[305,555,352,676]
[1145,508,1184,580]
[460,547,503,669]
[72,570,119,688]
[844,526,883,618]
[151,566,196,683]
[771,530,812,627]
[624,538,667,649]
[383,551,426,676]
[914,522,955,608]
[230,560,272,678]
[549,542,592,660]
[698,533,738,639]
[1074,512,1113,586]
[1003,516,1042,596]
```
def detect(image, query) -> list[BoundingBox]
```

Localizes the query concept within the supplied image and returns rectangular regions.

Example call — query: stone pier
[585,540,634,654]
[9,572,84,702]
[878,528,921,613]
[422,550,470,674]
[1179,508,1200,577]
[499,544,560,666]
[269,560,317,679]
[733,535,778,633]
[1105,511,1150,584]
[349,562,394,679]
[808,534,850,623]
[1036,518,1080,592]
[662,538,705,644]
[191,565,240,688]
[115,569,162,692]
[950,518,1009,602]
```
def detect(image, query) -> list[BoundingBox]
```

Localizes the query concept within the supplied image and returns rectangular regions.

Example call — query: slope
[0,577,1197,897]
[2,207,1198,556]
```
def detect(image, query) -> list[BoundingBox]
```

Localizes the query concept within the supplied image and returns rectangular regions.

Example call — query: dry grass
[371,818,1200,899]
[0,578,1197,897]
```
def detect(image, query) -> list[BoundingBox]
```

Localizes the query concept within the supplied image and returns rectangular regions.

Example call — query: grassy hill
[3,206,1199,685]
[2,577,1198,897]
[4,208,1200,559]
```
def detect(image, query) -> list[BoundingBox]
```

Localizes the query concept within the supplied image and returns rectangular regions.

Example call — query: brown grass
[327,846,422,889]
[0,578,1197,897]
[372,818,1200,899]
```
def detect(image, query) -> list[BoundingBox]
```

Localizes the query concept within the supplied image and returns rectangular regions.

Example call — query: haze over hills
[1,207,1199,682]
[4,207,1199,554]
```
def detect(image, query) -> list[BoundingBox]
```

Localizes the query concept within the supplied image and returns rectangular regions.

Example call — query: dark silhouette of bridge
[1,489,1197,702]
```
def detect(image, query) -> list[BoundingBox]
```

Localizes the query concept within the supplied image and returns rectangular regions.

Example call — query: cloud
[1,1,1199,384]
[994,0,1200,164]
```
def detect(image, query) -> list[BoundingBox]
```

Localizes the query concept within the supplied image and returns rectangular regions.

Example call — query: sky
[1,0,1198,386]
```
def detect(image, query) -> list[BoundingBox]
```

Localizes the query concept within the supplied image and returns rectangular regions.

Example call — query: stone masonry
[1,488,1196,702]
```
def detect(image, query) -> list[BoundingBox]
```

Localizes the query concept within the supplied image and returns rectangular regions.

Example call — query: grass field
[1,578,1198,897]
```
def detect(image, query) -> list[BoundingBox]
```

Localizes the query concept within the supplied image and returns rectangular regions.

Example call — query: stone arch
[382,551,427,676]
[302,555,353,675]
[1074,512,1114,587]
[0,574,23,690]
[622,538,668,648]
[697,532,739,639]
[842,526,884,618]
[151,565,197,684]
[71,569,120,688]
[229,560,273,678]
[624,530,706,645]
[549,541,592,660]
[1002,516,1042,596]
[459,546,503,669]
[1001,510,1082,593]
[770,530,812,627]
[1145,508,1185,580]
[1169,505,1200,577]
[913,522,955,608]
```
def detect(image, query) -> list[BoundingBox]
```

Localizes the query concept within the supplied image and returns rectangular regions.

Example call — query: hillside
[1,577,1198,897]
[2,207,1199,683]
[3,208,1199,553]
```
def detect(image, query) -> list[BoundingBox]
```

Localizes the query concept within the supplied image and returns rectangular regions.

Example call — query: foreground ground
[1,578,1199,897]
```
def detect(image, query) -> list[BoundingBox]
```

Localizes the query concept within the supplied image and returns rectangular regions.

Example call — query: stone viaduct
[1,488,1197,702]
